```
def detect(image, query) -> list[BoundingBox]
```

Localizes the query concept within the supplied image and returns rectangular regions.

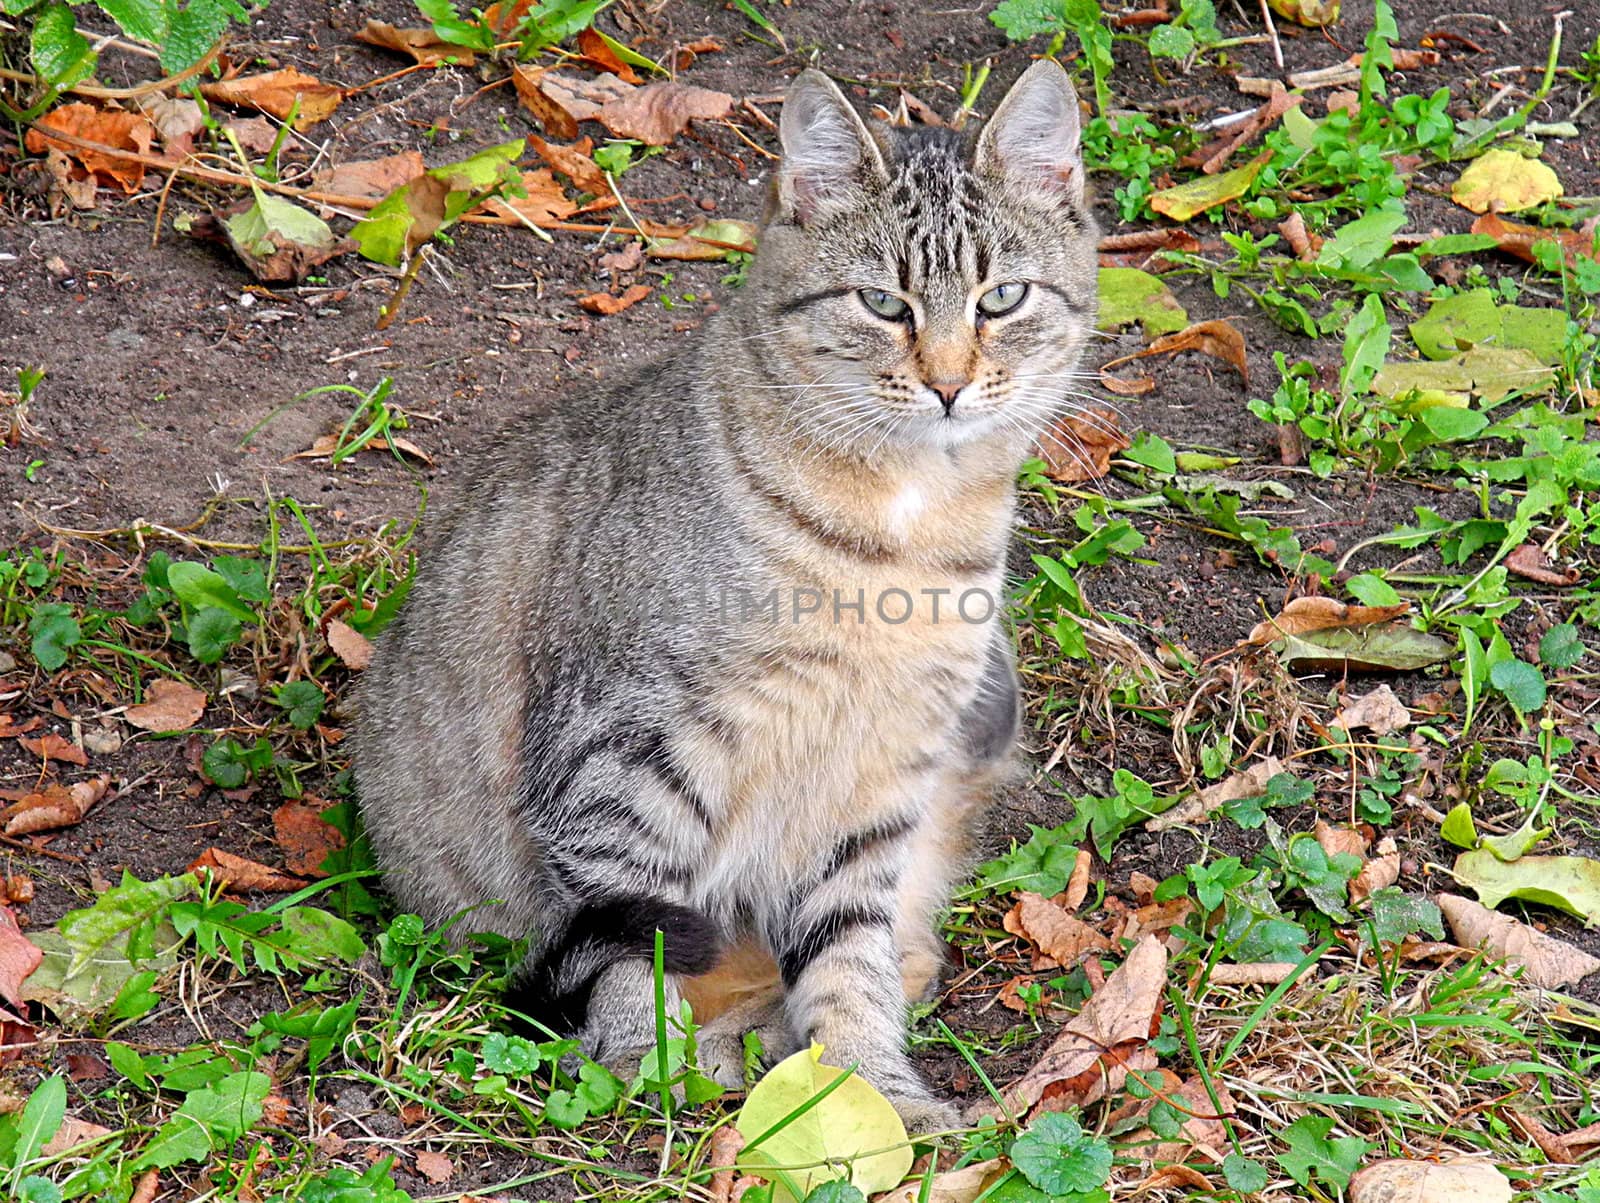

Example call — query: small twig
[1258,0,1284,71]
[0,38,221,101]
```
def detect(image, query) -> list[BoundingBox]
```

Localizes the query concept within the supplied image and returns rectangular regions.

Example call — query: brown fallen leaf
[273,798,346,878]
[879,1158,1007,1203]
[326,618,374,670]
[1098,369,1156,396]
[1,776,110,836]
[42,1115,114,1156]
[291,432,434,466]
[39,147,97,212]
[0,906,43,1010]
[531,68,634,122]
[706,1125,745,1203]
[1315,820,1368,862]
[600,240,645,274]
[19,732,88,767]
[1004,892,1112,968]
[1147,757,1290,832]
[355,20,477,66]
[6,876,34,904]
[1182,86,1297,175]
[1101,319,1249,385]
[1143,1076,1233,1165]
[646,218,758,261]
[1142,1165,1216,1192]
[225,116,278,155]
[1348,1159,1512,1203]
[182,199,356,285]
[1507,1109,1574,1164]
[124,678,207,733]
[0,716,43,739]
[1279,210,1320,261]
[1472,212,1597,270]
[1062,848,1094,912]
[1118,896,1194,943]
[1205,961,1296,986]
[1504,543,1580,586]
[137,95,205,147]
[576,27,641,83]
[1248,596,1410,644]
[512,65,581,139]
[189,848,306,893]
[526,133,609,196]
[983,935,1168,1121]
[25,103,154,192]
[130,1170,160,1203]
[483,167,583,227]
[312,152,427,201]
[997,975,1039,1012]
[1334,683,1410,735]
[578,283,652,315]
[413,1149,454,1185]
[1037,407,1129,482]
[1351,836,1400,903]
[598,81,734,146]
[1438,893,1600,989]
[200,68,343,130]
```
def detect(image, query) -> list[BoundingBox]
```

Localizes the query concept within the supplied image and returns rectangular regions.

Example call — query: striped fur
[354,61,1098,1131]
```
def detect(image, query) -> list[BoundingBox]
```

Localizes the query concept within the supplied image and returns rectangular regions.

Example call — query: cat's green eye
[977,282,1029,317]
[859,289,910,321]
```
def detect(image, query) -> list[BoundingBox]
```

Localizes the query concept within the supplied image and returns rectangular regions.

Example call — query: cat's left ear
[775,70,889,226]
[975,59,1084,206]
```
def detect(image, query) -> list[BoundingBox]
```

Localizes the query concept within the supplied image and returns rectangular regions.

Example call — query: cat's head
[743,60,1099,456]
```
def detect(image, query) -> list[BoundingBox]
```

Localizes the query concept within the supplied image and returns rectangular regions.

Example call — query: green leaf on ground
[1363,887,1444,948]
[1453,851,1600,923]
[133,1071,271,1169]
[1011,1113,1113,1196]
[1269,625,1454,673]
[1450,148,1563,214]
[1277,1115,1371,1191]
[166,561,257,623]
[219,191,351,284]
[1440,803,1479,849]
[1489,658,1546,714]
[736,1044,913,1202]
[976,826,1080,897]
[13,1075,67,1171]
[1539,623,1583,670]
[1096,268,1188,339]
[352,140,526,266]
[31,4,96,89]
[28,602,82,671]
[274,680,326,730]
[1408,289,1567,363]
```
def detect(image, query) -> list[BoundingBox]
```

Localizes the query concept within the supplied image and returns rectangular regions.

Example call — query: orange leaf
[19,732,88,766]
[484,167,582,227]
[273,797,346,877]
[1004,892,1111,968]
[188,848,306,893]
[200,68,343,131]
[1247,596,1410,644]
[0,905,43,1010]
[355,21,477,67]
[24,103,154,192]
[313,152,427,201]
[413,1149,455,1185]
[1102,319,1249,384]
[1,776,110,836]
[578,283,652,315]
[1472,212,1596,268]
[124,679,207,733]
[1035,408,1129,482]
[525,133,608,196]
[576,28,641,83]
[511,66,581,138]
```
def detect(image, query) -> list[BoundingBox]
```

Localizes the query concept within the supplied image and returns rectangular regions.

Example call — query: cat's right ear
[774,70,888,226]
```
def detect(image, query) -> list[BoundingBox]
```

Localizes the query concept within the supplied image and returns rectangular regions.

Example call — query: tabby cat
[354,59,1098,1130]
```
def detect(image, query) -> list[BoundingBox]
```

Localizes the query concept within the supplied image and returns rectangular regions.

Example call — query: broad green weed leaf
[352,141,525,266]
[1409,289,1567,364]
[1540,623,1583,670]
[274,681,326,730]
[1489,658,1546,715]
[28,603,81,671]
[13,1075,67,1170]
[213,556,269,603]
[976,826,1079,897]
[802,1185,866,1203]
[988,0,1063,39]
[1317,206,1406,273]
[1362,887,1443,948]
[1277,1115,1370,1191]
[1453,851,1600,923]
[1345,573,1403,606]
[221,191,350,284]
[166,561,256,623]
[160,0,244,74]
[1011,1113,1113,1196]
[58,873,195,978]
[291,1156,414,1203]
[736,1044,913,1202]
[279,907,365,964]
[1095,268,1187,338]
[186,606,242,664]
[1440,803,1479,850]
[15,1176,62,1203]
[1480,808,1551,863]
[1223,1153,1269,1192]
[31,4,95,89]
[133,1070,270,1170]
[96,0,165,44]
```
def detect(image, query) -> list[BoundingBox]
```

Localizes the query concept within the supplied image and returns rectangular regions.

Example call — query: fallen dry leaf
[137,95,205,146]
[1205,961,1296,986]
[1471,212,1597,270]
[1142,1165,1216,1192]
[1097,369,1156,396]
[124,678,207,733]
[42,1115,114,1156]
[1004,892,1111,968]
[1037,407,1129,482]
[1096,227,1202,269]
[707,1125,745,1203]
[1149,152,1269,222]
[530,68,634,122]
[1349,1159,1512,1203]
[188,848,306,893]
[1118,896,1194,944]
[1334,683,1410,735]
[1352,836,1400,903]
[879,1158,1007,1203]
[6,876,34,904]
[1062,848,1094,912]
[1101,319,1249,385]
[40,147,98,212]
[512,65,581,139]
[25,103,154,192]
[1,776,110,836]
[1142,1076,1232,1165]
[576,27,641,83]
[1504,544,1580,586]
[1147,757,1289,832]
[1439,893,1600,990]
[225,116,278,155]
[0,906,43,1010]
[598,81,734,146]
[1315,820,1368,862]
[1183,86,1296,175]
[326,618,373,670]
[483,167,583,227]
[130,1170,159,1203]
[313,153,427,201]
[1507,1109,1575,1165]
[1280,210,1320,261]
[292,432,434,466]
[1268,0,1340,25]
[578,283,652,315]
[273,798,346,878]
[646,218,758,261]
[1451,148,1562,215]
[984,935,1167,1120]
[0,715,41,739]
[600,240,644,274]
[201,68,342,130]
[526,133,608,195]
[413,1149,455,1185]
[355,20,477,66]
[1249,596,1410,644]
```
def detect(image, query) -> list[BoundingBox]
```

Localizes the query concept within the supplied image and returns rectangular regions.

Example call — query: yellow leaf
[735,1043,914,1202]
[1450,149,1563,215]
[1267,0,1339,25]
[1149,153,1269,222]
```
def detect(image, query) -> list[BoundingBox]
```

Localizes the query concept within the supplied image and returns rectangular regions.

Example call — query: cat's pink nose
[929,379,967,411]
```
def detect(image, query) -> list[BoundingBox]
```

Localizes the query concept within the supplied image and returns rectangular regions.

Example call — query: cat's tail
[504,897,724,1033]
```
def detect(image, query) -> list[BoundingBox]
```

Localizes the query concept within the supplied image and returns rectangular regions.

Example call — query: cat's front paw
[887,1093,962,1136]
